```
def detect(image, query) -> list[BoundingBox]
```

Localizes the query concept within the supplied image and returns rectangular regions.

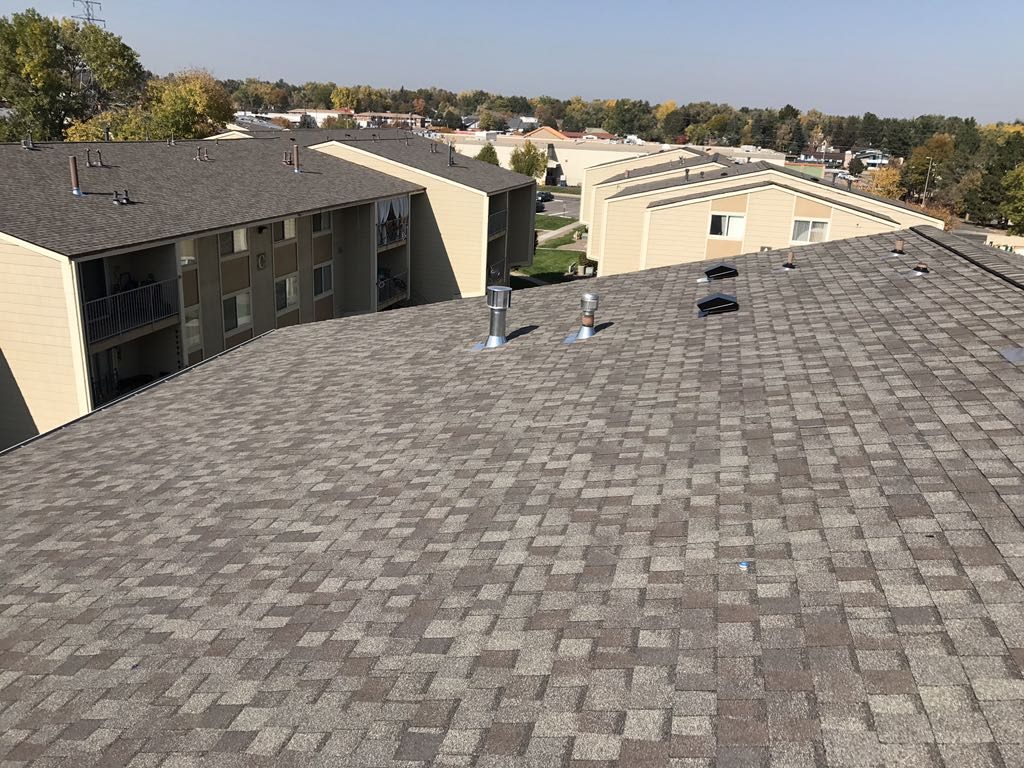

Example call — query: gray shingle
[2,228,1024,764]
[0,138,422,257]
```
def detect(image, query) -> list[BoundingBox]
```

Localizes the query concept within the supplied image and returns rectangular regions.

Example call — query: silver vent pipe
[69,156,82,196]
[484,286,512,348]
[577,293,599,339]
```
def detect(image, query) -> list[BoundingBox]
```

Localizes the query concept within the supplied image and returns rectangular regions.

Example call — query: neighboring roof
[0,138,422,257]
[647,179,899,223]
[586,145,705,172]
[4,228,1024,763]
[597,153,728,186]
[607,160,945,221]
[523,126,571,140]
[312,128,536,194]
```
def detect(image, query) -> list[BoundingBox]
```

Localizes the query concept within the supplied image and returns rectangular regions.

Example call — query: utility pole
[922,156,935,207]
[72,0,105,26]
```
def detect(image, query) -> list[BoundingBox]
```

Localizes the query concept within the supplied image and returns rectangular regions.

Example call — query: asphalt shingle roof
[0,139,422,257]
[597,153,728,186]
[309,128,537,194]
[648,179,899,224]
[3,228,1024,766]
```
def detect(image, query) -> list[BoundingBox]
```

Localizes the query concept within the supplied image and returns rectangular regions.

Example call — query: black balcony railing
[488,209,507,238]
[377,271,408,308]
[84,278,179,345]
[377,216,409,249]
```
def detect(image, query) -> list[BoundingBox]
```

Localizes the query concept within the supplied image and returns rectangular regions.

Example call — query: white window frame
[272,217,297,244]
[222,289,252,335]
[313,262,333,299]
[709,213,745,240]
[311,210,332,235]
[791,218,830,244]
[275,272,300,315]
[219,228,248,257]
[183,304,202,353]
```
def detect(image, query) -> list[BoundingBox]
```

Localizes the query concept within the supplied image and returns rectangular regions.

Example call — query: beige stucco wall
[313,142,492,300]
[0,238,90,449]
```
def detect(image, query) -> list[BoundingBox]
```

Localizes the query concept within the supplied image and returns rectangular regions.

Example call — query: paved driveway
[541,193,580,220]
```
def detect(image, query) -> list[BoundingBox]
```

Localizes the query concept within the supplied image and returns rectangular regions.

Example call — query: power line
[72,0,105,26]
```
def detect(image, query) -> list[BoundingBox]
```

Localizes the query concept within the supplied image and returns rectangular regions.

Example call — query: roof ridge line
[910,227,1024,293]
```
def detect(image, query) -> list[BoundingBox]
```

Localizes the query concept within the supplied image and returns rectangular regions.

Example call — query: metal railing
[84,278,179,344]
[377,271,408,307]
[377,217,409,248]
[488,209,507,238]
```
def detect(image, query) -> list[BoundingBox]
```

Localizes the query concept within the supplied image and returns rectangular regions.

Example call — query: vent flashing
[1000,347,1024,364]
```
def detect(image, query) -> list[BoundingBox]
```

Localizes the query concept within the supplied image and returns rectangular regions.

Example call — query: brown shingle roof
[3,228,1024,762]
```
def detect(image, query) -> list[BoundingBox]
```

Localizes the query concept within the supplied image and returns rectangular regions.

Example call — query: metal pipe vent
[474,285,512,349]
[564,293,601,344]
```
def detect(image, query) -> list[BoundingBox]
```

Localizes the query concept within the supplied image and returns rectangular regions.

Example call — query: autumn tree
[509,140,547,178]
[321,115,356,129]
[0,8,144,139]
[848,157,865,176]
[476,143,500,166]
[1001,164,1024,234]
[904,133,955,198]
[867,166,906,200]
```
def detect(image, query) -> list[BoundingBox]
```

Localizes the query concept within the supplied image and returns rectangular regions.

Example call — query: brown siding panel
[274,243,298,277]
[314,296,333,322]
[181,269,199,307]
[225,328,252,348]
[220,255,250,295]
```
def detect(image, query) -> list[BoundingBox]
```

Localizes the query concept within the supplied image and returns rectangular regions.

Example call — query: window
[792,219,829,243]
[272,218,296,243]
[223,290,252,332]
[179,240,197,268]
[313,263,333,297]
[709,214,745,239]
[311,211,331,233]
[183,305,202,351]
[275,273,300,313]
[219,228,247,255]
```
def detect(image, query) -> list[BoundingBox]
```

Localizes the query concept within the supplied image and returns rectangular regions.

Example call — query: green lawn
[534,214,573,231]
[539,185,581,195]
[518,248,580,284]
[540,227,587,249]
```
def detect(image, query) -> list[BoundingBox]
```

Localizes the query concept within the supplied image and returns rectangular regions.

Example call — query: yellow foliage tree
[867,166,905,200]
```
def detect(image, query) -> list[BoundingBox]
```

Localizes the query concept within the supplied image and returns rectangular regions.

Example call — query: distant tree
[320,115,356,129]
[509,140,547,178]
[778,103,800,122]
[67,69,233,140]
[477,110,507,131]
[867,166,906,200]
[476,143,500,165]
[296,113,317,129]
[904,133,955,197]
[268,116,292,129]
[602,99,657,138]
[848,157,865,175]
[293,81,335,109]
[1001,163,1024,234]
[0,8,144,139]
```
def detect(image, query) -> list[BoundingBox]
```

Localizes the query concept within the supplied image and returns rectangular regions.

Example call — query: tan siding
[710,194,748,214]
[0,241,88,448]
[794,197,832,219]
[643,202,712,269]
[706,238,743,260]
[581,148,695,224]
[829,209,893,240]
[742,188,796,252]
[312,143,494,301]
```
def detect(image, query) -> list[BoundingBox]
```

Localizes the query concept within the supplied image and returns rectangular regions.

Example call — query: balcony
[377,216,410,249]
[377,270,408,310]
[84,278,179,346]
[488,209,507,239]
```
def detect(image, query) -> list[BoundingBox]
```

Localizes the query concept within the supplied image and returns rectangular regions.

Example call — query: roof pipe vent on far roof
[783,251,797,269]
[69,156,83,196]
[684,168,690,180]
[891,237,905,255]
[292,144,300,173]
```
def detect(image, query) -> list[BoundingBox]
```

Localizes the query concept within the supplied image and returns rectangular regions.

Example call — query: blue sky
[9,0,1023,122]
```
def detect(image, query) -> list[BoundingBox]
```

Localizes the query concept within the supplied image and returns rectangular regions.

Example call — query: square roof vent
[704,263,738,281]
[697,292,739,317]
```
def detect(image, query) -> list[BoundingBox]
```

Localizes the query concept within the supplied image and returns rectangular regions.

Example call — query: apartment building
[586,160,944,276]
[0,132,534,449]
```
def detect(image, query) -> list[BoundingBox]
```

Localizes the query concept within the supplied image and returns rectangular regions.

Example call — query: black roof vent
[704,263,738,281]
[697,292,739,317]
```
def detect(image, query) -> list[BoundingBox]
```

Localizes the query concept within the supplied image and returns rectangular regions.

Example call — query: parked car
[537,190,554,202]
[536,200,545,212]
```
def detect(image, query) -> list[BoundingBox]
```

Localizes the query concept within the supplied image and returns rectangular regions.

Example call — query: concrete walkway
[511,272,549,286]
[538,220,581,245]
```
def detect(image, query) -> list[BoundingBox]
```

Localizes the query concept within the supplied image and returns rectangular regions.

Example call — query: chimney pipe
[577,293,600,340]
[96,150,103,167]
[892,237,905,255]
[69,156,83,196]
[482,286,512,348]
[292,144,300,172]
[86,148,93,167]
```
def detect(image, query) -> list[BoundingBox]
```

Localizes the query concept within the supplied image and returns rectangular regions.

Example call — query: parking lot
[540,193,580,221]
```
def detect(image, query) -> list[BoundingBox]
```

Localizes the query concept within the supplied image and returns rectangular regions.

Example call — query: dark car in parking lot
[536,199,546,212]
[537,190,554,202]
